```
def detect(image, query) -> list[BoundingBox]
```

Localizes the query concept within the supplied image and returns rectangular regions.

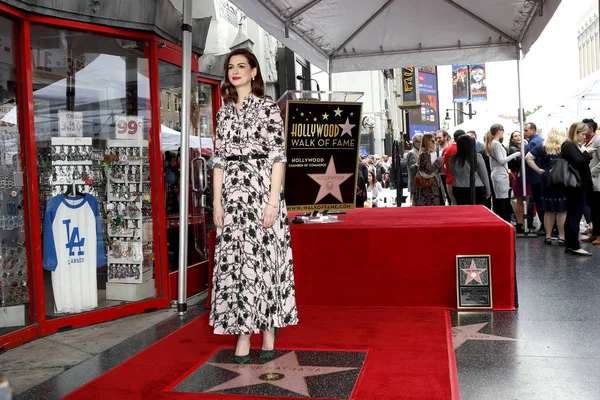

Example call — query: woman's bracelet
[265,202,278,209]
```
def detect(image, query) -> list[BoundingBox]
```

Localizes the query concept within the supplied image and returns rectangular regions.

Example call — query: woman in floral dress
[210,49,298,363]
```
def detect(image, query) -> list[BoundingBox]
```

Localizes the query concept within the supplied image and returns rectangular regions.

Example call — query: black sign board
[456,255,492,309]
[283,101,362,212]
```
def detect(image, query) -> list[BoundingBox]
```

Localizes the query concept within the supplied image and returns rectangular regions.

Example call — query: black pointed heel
[234,354,250,364]
[234,335,250,364]
[260,327,278,360]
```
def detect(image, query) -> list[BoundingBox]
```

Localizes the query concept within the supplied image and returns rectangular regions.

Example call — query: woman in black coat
[562,122,596,256]
[356,157,369,207]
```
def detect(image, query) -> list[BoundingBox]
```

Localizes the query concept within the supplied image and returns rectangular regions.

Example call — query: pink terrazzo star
[206,351,358,396]
[461,259,486,285]
[307,155,353,203]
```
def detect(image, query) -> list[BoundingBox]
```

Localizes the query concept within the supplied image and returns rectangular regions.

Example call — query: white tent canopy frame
[230,0,560,74]
[231,0,563,231]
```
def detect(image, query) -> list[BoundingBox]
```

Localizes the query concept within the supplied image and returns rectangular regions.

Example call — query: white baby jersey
[43,194,106,313]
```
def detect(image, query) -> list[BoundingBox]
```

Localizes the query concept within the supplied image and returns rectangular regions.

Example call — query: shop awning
[229,0,561,72]
[5,0,211,54]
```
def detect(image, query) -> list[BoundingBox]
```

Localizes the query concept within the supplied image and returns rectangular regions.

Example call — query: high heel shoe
[260,327,278,360]
[234,335,250,364]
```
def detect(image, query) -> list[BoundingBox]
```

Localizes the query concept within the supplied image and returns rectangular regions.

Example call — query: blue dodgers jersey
[42,194,106,272]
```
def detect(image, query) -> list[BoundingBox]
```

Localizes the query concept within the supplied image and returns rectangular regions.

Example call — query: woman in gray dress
[485,124,521,222]
[211,49,298,364]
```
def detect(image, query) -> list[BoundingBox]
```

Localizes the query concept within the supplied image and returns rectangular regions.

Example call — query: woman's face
[577,130,586,144]
[368,173,374,184]
[227,54,256,89]
[428,138,435,152]
[511,132,521,146]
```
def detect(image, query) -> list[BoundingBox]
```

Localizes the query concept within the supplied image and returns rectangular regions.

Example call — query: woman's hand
[513,151,522,158]
[263,203,278,229]
[537,169,545,175]
[214,202,224,228]
[586,147,597,155]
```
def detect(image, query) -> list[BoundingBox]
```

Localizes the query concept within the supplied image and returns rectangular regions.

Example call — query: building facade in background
[578,6,599,79]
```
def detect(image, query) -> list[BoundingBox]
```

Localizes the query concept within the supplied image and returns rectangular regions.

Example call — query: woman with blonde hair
[414,133,445,206]
[525,127,568,245]
[561,122,596,256]
[486,124,521,222]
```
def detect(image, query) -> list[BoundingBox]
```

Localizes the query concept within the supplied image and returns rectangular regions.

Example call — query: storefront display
[0,14,30,335]
[105,138,155,301]
[0,2,219,350]
[30,24,157,316]
[42,193,105,313]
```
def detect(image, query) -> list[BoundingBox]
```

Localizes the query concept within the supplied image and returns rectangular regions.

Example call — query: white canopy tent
[230,0,561,74]
[527,68,600,135]
[229,0,562,232]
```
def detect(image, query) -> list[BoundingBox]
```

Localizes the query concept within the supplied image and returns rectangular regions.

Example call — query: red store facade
[0,0,219,350]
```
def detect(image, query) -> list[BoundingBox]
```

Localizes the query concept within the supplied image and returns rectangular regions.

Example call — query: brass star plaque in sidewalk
[171,349,367,398]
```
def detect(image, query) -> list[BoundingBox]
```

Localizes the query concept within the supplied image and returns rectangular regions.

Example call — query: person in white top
[485,123,520,223]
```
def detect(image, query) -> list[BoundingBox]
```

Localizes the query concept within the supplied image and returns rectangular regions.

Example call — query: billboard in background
[408,69,439,138]
[401,67,418,106]
[452,64,487,103]
[452,65,468,103]
[470,64,487,102]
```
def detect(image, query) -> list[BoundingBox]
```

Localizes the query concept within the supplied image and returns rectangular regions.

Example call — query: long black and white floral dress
[210,94,298,335]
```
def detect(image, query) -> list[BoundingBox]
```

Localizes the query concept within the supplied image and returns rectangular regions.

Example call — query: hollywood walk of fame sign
[283,101,362,212]
[456,255,492,309]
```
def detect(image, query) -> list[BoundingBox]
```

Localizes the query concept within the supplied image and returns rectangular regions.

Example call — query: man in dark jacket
[524,122,545,234]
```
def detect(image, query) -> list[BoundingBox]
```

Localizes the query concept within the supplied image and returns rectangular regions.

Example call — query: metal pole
[178,0,193,316]
[328,58,333,91]
[516,44,528,233]
[467,64,476,204]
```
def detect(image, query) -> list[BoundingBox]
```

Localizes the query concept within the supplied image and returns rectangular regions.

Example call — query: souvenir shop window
[0,16,31,336]
[30,24,157,316]
[158,61,208,272]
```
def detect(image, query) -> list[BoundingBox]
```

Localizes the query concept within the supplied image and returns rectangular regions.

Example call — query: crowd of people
[356,154,394,207]
[402,120,599,257]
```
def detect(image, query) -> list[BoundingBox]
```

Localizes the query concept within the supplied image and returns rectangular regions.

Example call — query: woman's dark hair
[509,130,521,147]
[221,49,265,104]
[368,170,376,186]
[583,118,598,132]
[454,135,478,171]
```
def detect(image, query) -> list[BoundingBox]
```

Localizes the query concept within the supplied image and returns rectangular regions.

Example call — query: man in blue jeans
[524,122,545,234]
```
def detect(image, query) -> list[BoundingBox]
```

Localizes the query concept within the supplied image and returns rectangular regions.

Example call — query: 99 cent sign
[115,116,143,140]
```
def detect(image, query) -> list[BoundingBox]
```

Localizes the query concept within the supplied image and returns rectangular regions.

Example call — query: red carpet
[65,308,459,400]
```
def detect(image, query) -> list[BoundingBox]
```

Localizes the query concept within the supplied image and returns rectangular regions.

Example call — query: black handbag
[548,158,581,189]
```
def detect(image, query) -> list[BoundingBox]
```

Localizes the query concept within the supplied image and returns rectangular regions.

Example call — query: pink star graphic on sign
[461,259,486,285]
[338,117,355,138]
[307,155,353,203]
[452,323,520,349]
[205,351,358,396]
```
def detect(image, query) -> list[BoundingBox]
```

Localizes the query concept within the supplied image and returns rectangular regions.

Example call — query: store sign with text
[58,110,83,137]
[284,101,362,212]
[115,116,143,140]
[401,67,419,106]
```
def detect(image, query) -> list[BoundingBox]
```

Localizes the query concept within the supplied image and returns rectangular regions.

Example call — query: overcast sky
[438,0,598,120]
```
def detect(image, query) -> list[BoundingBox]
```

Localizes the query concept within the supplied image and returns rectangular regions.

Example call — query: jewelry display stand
[0,131,27,328]
[49,137,95,196]
[105,139,154,302]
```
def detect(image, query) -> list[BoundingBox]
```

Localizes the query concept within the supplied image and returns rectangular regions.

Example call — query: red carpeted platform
[64,307,459,400]
[209,205,516,310]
